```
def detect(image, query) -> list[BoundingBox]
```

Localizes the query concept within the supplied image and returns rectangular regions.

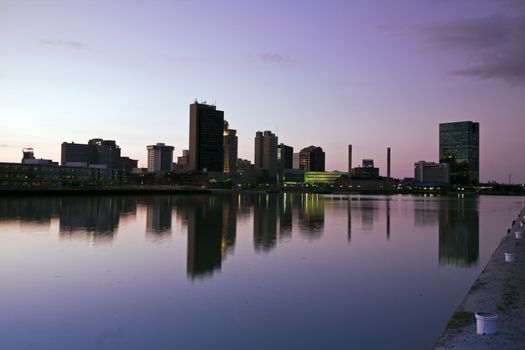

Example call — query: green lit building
[304,171,346,184]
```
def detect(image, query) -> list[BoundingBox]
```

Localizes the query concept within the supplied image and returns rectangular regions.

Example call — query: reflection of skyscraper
[253,194,279,252]
[438,197,479,267]
[298,194,325,238]
[186,196,223,279]
[146,196,173,236]
[221,195,237,256]
[278,193,293,239]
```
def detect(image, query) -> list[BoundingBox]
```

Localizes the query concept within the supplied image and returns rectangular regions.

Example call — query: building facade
[223,121,238,173]
[147,143,174,173]
[61,139,121,169]
[414,161,450,184]
[254,131,278,177]
[299,146,325,172]
[351,159,379,178]
[119,157,138,172]
[439,121,479,184]
[189,102,224,172]
[278,144,294,170]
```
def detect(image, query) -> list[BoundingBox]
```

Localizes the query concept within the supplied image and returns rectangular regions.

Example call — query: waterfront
[0,194,522,349]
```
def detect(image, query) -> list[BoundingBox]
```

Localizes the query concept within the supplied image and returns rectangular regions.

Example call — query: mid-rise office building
[299,146,325,172]
[237,158,253,174]
[439,121,479,184]
[223,121,238,173]
[254,131,278,177]
[278,144,294,170]
[414,161,450,184]
[61,138,121,168]
[147,143,174,173]
[189,102,224,172]
[119,156,138,172]
[176,150,190,172]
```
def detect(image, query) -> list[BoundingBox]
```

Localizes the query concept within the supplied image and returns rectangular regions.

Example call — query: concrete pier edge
[434,206,525,349]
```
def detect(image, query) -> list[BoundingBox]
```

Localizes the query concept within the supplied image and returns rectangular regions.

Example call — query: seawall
[435,206,525,349]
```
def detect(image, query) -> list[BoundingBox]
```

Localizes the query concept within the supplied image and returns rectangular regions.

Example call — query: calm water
[0,194,522,349]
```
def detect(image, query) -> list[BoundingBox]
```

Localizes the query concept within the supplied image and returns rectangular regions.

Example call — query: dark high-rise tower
[278,144,294,170]
[189,102,224,172]
[439,121,479,184]
[254,131,278,177]
[223,121,238,173]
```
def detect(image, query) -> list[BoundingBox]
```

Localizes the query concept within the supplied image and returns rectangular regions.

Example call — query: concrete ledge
[435,208,525,349]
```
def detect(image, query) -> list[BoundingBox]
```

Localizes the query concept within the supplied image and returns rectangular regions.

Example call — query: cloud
[39,38,84,49]
[420,14,525,85]
[257,52,288,63]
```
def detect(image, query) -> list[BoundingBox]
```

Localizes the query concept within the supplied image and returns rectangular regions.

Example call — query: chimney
[387,147,391,179]
[348,144,352,176]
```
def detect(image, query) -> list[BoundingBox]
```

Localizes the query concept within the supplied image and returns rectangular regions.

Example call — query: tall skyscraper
[299,146,325,171]
[223,121,238,173]
[147,143,174,173]
[61,138,121,168]
[439,121,479,184]
[254,131,278,177]
[189,102,224,172]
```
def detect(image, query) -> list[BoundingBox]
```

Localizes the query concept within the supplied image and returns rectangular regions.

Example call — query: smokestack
[387,147,391,179]
[348,144,352,175]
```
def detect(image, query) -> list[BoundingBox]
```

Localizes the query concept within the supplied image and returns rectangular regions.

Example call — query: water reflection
[414,198,439,228]
[298,194,325,238]
[438,197,479,267]
[0,193,481,275]
[59,197,137,243]
[145,196,173,236]
[253,195,279,252]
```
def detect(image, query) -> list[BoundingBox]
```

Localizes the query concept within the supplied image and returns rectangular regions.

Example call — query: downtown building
[299,146,325,172]
[254,131,278,178]
[439,121,479,184]
[278,144,294,171]
[414,161,450,185]
[61,138,121,169]
[147,143,174,173]
[223,121,238,173]
[189,102,224,172]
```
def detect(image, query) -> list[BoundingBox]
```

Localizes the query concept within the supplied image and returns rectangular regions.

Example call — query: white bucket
[516,231,523,240]
[505,252,516,263]
[475,313,498,335]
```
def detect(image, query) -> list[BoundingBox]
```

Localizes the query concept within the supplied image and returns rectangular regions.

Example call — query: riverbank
[435,207,525,349]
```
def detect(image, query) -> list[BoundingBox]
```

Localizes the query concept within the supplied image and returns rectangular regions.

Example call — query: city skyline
[1,0,524,182]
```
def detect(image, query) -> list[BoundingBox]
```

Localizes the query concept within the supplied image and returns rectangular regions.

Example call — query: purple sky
[1,0,524,182]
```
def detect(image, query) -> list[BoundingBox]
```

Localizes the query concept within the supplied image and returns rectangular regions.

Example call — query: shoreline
[434,207,525,349]
[0,187,523,196]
